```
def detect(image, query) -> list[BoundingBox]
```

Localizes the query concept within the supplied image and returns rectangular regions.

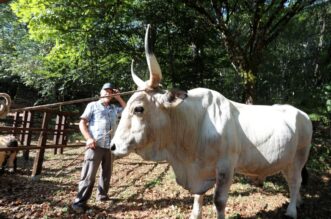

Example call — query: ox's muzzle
[110,141,130,157]
[110,143,116,151]
[110,143,129,160]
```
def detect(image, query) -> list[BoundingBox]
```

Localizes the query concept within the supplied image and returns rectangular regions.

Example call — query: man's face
[101,88,114,103]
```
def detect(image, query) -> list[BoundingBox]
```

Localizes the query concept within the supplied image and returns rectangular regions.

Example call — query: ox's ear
[161,89,188,108]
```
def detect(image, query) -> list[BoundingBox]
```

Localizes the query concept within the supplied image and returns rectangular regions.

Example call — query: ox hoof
[284,210,297,219]
[189,213,202,219]
[31,175,41,181]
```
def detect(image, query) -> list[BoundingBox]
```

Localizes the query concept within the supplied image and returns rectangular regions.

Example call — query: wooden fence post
[59,115,68,154]
[31,111,51,177]
[20,111,28,142]
[23,111,34,160]
[53,114,62,155]
[12,112,20,135]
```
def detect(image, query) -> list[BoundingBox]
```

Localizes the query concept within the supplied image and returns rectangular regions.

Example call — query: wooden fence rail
[0,144,84,152]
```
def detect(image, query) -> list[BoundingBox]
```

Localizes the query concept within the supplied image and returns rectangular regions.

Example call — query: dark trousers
[73,147,113,205]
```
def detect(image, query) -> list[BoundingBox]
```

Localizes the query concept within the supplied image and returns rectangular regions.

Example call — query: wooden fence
[0,108,84,177]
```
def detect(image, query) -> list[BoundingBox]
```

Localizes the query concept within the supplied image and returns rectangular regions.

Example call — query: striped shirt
[81,100,122,149]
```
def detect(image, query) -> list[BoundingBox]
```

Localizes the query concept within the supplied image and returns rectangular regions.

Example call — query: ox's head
[110,25,187,158]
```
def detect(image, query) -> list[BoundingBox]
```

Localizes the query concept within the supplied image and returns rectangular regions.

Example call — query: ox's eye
[134,106,144,114]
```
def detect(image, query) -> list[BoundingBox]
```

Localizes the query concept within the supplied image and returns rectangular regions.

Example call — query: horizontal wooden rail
[0,144,85,152]
[0,126,78,133]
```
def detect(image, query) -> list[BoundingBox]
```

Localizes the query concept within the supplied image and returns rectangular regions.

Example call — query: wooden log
[0,144,84,152]
[31,112,51,177]
[53,114,62,155]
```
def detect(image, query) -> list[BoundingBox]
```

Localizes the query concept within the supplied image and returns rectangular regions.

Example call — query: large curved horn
[145,24,162,88]
[0,93,11,118]
[131,59,145,88]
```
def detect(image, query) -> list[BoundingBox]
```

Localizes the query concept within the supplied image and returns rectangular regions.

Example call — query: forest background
[0,1,330,218]
[0,0,330,119]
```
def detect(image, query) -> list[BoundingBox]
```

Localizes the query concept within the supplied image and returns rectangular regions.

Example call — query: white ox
[0,135,18,173]
[110,25,312,219]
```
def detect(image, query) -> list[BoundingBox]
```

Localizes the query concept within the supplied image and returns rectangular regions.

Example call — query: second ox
[110,25,312,219]
[0,135,19,174]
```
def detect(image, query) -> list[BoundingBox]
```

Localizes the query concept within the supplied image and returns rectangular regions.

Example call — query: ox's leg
[0,152,5,167]
[7,152,17,173]
[282,164,303,219]
[189,194,204,219]
[283,148,310,219]
[0,152,5,174]
[214,161,234,219]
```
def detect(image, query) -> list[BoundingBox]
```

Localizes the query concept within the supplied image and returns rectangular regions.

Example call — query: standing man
[72,82,126,213]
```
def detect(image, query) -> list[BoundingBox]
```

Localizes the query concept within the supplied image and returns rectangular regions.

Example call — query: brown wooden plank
[0,126,77,133]
[53,115,61,155]
[23,111,34,160]
[20,111,28,145]
[0,144,84,152]
[60,115,68,154]
[31,112,51,177]
[12,112,20,135]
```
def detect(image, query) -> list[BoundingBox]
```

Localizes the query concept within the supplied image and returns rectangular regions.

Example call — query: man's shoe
[71,203,86,213]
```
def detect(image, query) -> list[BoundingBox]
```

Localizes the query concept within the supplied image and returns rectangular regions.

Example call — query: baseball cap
[101,82,114,90]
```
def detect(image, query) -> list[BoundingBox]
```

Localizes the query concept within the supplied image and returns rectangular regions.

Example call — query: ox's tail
[301,165,309,186]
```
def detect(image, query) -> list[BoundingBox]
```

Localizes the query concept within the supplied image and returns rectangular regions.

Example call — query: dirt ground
[0,145,330,219]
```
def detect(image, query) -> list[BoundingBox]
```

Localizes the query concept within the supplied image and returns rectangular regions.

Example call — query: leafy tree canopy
[0,0,329,120]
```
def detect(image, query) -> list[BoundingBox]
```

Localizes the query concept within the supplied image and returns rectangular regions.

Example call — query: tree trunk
[313,6,326,86]
[243,81,255,104]
[239,69,256,104]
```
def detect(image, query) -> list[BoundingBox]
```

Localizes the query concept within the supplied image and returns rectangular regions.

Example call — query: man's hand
[112,89,121,100]
[86,138,96,149]
[113,89,126,108]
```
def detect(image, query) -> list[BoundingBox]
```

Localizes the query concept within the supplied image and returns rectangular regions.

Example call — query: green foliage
[181,0,320,102]
[256,2,331,118]
[308,141,331,172]
[7,0,140,102]
[309,113,329,124]
[324,85,331,113]
[0,0,330,118]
